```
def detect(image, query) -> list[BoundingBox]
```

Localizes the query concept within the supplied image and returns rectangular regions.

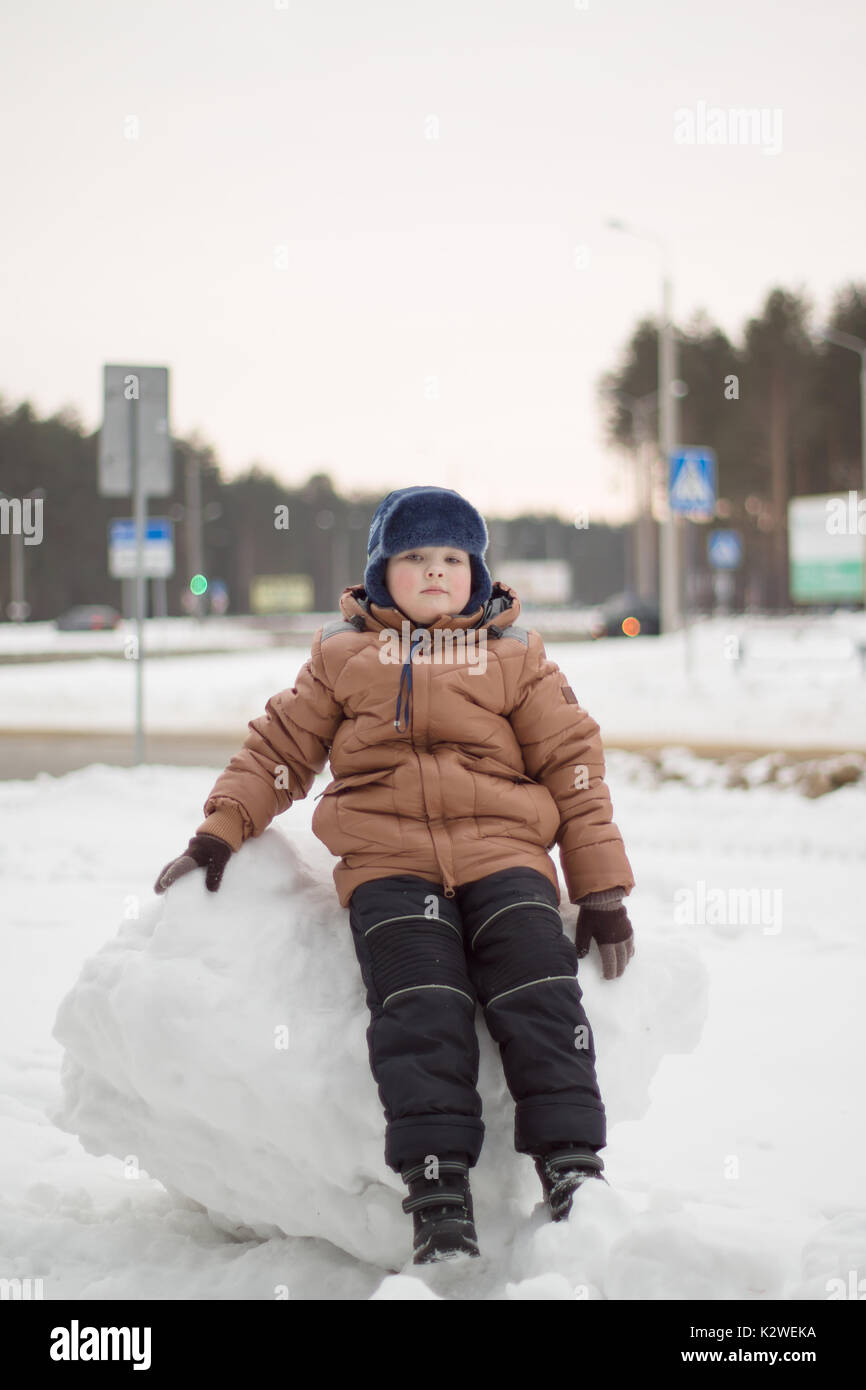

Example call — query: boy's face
[384,546,473,623]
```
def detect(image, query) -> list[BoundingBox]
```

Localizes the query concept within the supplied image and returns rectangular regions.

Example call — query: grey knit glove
[575,888,635,980]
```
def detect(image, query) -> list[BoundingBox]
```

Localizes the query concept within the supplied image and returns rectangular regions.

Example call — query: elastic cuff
[386,1115,485,1173]
[577,886,626,910]
[195,808,246,852]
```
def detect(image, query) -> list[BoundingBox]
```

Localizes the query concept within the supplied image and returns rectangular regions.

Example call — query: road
[0,730,858,781]
[0,731,245,779]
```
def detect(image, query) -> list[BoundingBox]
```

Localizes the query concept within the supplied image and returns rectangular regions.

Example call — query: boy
[155,485,636,1265]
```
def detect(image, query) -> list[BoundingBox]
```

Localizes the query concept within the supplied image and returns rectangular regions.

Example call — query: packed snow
[0,615,864,1299]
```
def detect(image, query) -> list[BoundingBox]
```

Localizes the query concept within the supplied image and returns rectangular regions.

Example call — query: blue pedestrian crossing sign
[707,529,742,569]
[669,448,716,515]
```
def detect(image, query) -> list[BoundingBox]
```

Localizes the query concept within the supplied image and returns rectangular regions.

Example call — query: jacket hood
[339,580,522,634]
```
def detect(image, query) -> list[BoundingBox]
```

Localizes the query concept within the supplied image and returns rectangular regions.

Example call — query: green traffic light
[190,574,208,595]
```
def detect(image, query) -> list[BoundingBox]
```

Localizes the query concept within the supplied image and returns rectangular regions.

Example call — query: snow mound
[50,828,708,1269]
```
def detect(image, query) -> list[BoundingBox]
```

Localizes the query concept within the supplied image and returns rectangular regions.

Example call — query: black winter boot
[400,1157,480,1264]
[533,1145,608,1222]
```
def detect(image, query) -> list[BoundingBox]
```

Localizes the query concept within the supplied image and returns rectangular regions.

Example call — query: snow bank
[0,756,856,1297]
[51,825,707,1270]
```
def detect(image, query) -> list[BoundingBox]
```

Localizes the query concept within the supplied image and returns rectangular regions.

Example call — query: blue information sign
[108,518,174,578]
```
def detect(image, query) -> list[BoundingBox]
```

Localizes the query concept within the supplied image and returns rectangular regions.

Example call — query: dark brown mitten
[154,833,233,895]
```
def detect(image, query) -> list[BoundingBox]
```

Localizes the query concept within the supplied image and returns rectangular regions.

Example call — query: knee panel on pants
[362,917,475,1009]
[471,906,578,1005]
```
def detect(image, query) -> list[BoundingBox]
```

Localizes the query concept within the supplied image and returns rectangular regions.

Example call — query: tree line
[599,281,866,609]
[1,278,863,621]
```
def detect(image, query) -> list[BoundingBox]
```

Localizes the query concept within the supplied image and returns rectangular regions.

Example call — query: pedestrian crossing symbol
[669,449,717,515]
[707,529,742,569]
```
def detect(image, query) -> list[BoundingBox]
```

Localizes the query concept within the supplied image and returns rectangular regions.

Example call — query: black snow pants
[347,865,606,1174]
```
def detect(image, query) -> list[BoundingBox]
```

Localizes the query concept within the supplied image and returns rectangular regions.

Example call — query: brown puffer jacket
[196,581,636,909]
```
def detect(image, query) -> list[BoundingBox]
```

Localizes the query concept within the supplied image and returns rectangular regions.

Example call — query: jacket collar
[339,581,522,634]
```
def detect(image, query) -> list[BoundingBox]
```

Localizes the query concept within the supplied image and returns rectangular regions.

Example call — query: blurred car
[589,592,660,639]
[54,605,122,631]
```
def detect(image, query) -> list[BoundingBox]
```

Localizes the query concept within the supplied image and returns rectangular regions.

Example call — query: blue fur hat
[364,485,493,616]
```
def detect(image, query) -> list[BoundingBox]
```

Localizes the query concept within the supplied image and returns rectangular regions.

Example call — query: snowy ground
[0,616,277,658]
[0,614,864,1300]
[0,605,602,659]
[0,612,865,751]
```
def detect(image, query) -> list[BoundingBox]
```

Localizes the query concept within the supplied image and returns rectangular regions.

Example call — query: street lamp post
[608,388,659,604]
[815,325,866,610]
[607,219,683,634]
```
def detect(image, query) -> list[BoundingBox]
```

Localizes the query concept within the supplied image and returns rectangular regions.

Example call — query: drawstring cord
[394,629,427,732]
[392,617,498,732]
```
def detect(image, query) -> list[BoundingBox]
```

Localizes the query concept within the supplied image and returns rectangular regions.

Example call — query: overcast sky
[2,0,864,524]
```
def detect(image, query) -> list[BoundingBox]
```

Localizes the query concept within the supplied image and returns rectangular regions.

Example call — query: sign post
[669,448,717,675]
[708,528,742,615]
[99,366,172,765]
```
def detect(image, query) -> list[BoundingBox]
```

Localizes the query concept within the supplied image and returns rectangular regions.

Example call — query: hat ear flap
[460,554,492,614]
[364,557,392,608]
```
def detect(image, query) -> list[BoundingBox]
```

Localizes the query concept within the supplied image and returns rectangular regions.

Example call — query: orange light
[621,616,641,637]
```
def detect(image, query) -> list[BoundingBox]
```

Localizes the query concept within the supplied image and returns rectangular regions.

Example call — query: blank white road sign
[98,365,172,497]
